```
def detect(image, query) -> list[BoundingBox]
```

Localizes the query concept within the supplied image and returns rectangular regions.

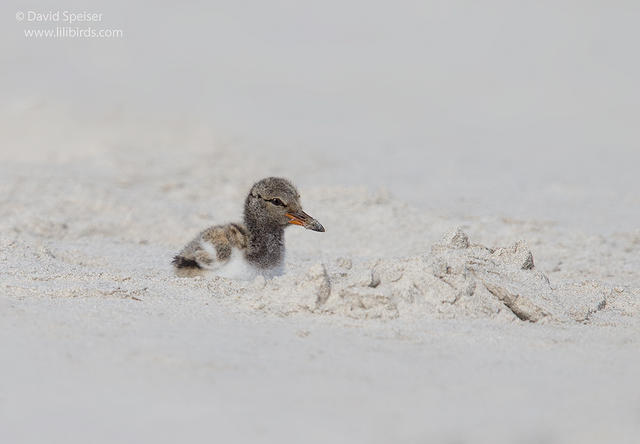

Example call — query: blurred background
[2,0,639,232]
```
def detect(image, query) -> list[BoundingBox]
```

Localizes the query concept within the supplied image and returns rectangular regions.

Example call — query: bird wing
[172,223,248,274]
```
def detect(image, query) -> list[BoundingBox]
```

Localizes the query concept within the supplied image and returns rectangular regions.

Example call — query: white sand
[2,108,639,444]
[3,2,640,443]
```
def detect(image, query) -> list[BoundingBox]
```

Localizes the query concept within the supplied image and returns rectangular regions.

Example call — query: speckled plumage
[172,177,324,279]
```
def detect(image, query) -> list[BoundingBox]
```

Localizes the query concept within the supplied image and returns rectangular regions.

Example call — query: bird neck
[244,215,285,269]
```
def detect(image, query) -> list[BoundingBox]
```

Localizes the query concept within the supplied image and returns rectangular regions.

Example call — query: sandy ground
[2,108,639,444]
[2,1,640,443]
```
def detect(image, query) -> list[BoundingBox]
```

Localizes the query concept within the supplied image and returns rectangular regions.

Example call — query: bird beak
[286,210,325,232]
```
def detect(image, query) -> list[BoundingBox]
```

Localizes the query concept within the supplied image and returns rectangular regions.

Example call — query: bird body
[172,177,324,279]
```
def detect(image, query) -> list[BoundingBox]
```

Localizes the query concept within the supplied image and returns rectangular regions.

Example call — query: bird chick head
[245,177,324,232]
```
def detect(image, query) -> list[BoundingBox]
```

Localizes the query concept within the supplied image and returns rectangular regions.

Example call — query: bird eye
[269,198,285,206]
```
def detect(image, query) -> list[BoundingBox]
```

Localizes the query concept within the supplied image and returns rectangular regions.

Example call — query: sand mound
[190,229,614,324]
[3,215,626,326]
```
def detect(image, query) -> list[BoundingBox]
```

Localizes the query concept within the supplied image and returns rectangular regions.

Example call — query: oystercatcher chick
[172,177,324,279]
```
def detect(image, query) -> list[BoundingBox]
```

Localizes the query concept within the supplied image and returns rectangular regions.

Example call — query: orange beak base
[286,211,325,232]
[286,213,305,226]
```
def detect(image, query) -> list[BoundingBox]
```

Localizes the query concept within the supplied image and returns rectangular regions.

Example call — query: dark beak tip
[308,221,325,232]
